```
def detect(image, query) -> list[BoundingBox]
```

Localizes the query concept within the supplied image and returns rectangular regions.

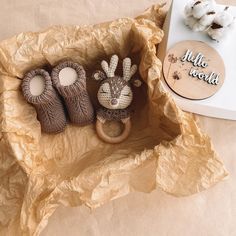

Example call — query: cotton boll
[213,10,234,27]
[191,12,216,31]
[207,8,235,41]
[208,23,234,41]
[185,16,198,29]
[208,27,225,41]
[185,8,216,31]
[192,22,207,31]
[199,11,216,30]
[192,1,215,19]
[184,0,196,17]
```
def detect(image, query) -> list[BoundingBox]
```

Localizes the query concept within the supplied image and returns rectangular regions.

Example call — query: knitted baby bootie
[21,69,67,133]
[51,61,94,126]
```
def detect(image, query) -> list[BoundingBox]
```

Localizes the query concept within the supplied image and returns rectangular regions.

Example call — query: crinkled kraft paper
[0,4,228,236]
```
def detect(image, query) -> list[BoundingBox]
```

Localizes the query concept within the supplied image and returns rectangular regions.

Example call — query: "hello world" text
[181,49,219,85]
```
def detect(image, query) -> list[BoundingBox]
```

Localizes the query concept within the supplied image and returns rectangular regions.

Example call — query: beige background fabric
[0,0,235,236]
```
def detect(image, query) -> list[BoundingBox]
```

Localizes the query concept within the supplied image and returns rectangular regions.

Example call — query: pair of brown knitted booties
[21,61,94,133]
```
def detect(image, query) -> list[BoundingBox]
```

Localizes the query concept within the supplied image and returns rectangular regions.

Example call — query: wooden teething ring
[96,119,131,144]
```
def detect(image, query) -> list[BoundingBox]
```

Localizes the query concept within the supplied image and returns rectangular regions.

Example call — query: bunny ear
[92,70,107,81]
[123,58,138,81]
[101,54,119,77]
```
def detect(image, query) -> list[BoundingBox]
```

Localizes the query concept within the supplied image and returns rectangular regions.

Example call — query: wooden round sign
[163,40,225,100]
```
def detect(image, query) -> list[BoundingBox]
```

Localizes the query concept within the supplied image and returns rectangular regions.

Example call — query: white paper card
[160,0,236,120]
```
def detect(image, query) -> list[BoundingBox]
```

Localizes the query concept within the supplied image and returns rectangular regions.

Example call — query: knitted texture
[97,76,133,110]
[122,58,137,81]
[97,107,130,121]
[51,61,94,126]
[94,55,138,122]
[101,55,118,77]
[21,69,67,133]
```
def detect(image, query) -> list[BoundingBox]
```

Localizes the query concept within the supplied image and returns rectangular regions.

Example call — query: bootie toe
[21,69,67,133]
[51,61,94,126]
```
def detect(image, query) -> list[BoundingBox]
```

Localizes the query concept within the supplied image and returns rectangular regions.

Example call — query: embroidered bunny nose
[110,98,118,106]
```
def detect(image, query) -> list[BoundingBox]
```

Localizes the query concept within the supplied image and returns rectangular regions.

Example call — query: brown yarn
[21,69,67,133]
[97,107,130,121]
[100,76,130,99]
[51,61,94,126]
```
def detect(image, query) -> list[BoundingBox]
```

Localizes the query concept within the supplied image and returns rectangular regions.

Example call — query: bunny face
[97,77,133,109]
[93,54,142,110]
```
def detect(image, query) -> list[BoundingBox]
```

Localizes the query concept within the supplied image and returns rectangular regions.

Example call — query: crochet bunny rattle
[92,55,142,144]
